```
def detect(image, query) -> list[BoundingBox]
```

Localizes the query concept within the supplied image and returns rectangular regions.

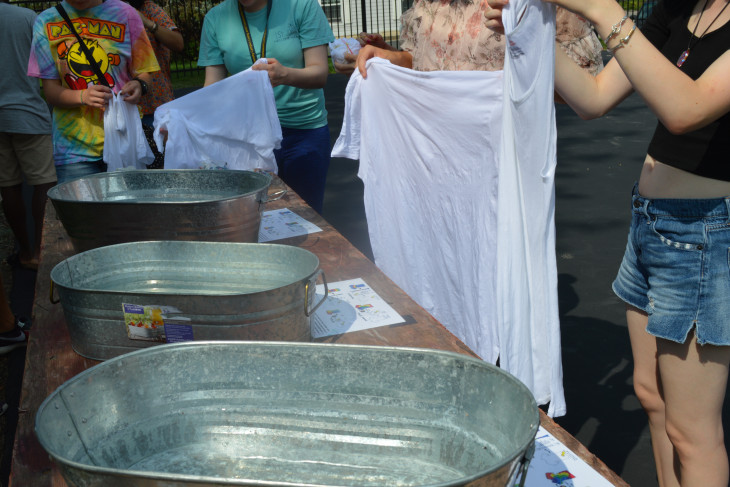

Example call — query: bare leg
[0,184,31,263]
[626,305,680,487]
[658,332,729,486]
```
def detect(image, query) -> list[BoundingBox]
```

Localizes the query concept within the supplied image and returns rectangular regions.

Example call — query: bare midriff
[637,154,730,199]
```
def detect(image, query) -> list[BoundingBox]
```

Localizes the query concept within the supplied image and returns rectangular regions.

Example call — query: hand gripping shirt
[27,0,159,166]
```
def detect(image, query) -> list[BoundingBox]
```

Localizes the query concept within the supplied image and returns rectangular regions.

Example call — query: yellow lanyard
[238,0,273,63]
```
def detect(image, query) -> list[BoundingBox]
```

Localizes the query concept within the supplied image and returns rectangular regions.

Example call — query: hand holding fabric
[120,79,143,104]
[252,58,289,87]
[356,45,413,78]
[358,32,391,50]
[82,84,112,109]
[333,52,358,75]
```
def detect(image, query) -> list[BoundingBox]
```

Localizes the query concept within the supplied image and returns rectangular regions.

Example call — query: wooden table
[11,187,629,486]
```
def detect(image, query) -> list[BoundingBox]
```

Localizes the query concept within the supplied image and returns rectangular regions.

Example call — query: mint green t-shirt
[198,0,333,129]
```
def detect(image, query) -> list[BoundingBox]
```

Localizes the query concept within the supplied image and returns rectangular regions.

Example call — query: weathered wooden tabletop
[10,187,629,486]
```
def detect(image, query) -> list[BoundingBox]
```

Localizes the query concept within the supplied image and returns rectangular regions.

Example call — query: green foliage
[170,68,206,90]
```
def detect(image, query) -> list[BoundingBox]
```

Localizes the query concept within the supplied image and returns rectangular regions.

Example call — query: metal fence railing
[12,0,656,75]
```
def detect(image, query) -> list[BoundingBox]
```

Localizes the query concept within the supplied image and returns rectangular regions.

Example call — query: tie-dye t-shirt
[28,0,158,166]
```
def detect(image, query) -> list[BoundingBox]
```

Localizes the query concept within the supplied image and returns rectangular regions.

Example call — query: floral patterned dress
[399,0,603,74]
[138,0,177,117]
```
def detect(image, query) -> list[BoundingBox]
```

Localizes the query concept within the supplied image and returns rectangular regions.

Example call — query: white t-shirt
[154,64,281,171]
[333,58,504,365]
[499,0,565,417]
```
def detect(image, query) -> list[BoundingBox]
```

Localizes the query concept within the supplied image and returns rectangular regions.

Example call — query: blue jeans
[274,125,330,214]
[55,160,107,185]
[612,185,730,345]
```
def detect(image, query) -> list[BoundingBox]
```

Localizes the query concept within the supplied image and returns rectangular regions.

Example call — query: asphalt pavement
[2,71,728,487]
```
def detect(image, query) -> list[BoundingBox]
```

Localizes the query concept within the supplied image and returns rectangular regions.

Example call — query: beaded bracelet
[80,89,84,106]
[604,14,629,44]
[608,24,637,54]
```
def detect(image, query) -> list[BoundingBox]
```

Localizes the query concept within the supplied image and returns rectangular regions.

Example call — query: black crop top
[642,0,730,181]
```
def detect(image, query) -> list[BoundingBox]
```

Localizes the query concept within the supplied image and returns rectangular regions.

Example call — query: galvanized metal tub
[47,169,274,253]
[50,241,325,360]
[35,341,539,487]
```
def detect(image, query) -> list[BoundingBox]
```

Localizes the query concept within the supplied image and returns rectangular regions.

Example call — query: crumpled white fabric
[333,57,503,377]
[153,59,281,171]
[328,38,361,65]
[498,0,564,418]
[103,92,154,171]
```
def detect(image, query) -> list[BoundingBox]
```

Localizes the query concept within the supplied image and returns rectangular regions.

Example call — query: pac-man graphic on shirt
[57,38,120,88]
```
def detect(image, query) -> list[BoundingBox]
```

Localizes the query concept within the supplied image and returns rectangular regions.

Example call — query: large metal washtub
[35,341,539,487]
[50,241,325,360]
[47,169,278,253]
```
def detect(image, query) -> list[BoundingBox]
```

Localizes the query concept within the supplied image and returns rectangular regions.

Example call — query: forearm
[380,49,413,69]
[151,26,184,53]
[271,45,330,89]
[204,65,227,86]
[42,79,83,108]
[573,0,730,133]
[134,72,152,84]
[278,64,329,89]
[356,46,413,78]
[554,47,632,119]
[140,13,184,53]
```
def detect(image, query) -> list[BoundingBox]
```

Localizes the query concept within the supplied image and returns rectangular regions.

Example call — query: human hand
[485,0,507,34]
[252,58,289,87]
[356,45,392,78]
[333,52,357,75]
[120,79,144,104]
[358,32,391,50]
[80,84,112,109]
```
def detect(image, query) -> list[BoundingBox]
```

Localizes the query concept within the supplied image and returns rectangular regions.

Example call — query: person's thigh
[627,306,662,399]
[0,132,23,187]
[658,334,729,461]
[55,160,106,185]
[12,133,56,185]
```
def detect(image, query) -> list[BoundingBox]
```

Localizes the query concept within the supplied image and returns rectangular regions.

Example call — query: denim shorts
[55,160,107,185]
[612,185,730,345]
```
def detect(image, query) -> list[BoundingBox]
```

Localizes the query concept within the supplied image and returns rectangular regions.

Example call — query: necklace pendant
[677,49,690,67]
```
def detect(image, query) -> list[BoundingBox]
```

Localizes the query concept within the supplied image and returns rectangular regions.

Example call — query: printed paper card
[515,426,615,487]
[122,304,194,343]
[311,278,405,338]
[258,208,322,242]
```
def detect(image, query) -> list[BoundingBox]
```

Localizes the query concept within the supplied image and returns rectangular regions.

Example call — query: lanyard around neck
[238,0,273,64]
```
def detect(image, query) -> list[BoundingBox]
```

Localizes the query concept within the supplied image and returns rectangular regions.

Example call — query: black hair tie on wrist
[133,77,148,96]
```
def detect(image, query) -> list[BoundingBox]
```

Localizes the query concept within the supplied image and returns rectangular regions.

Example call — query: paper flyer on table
[515,426,614,487]
[258,208,322,242]
[311,278,405,338]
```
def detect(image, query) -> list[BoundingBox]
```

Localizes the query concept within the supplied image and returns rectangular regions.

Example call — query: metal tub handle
[304,269,328,317]
[509,439,535,487]
[50,280,60,304]
[256,171,287,203]
[267,174,287,202]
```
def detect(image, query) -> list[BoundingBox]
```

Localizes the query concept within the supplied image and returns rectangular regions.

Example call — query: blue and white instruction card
[311,278,405,338]
[516,426,614,487]
[258,208,322,242]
